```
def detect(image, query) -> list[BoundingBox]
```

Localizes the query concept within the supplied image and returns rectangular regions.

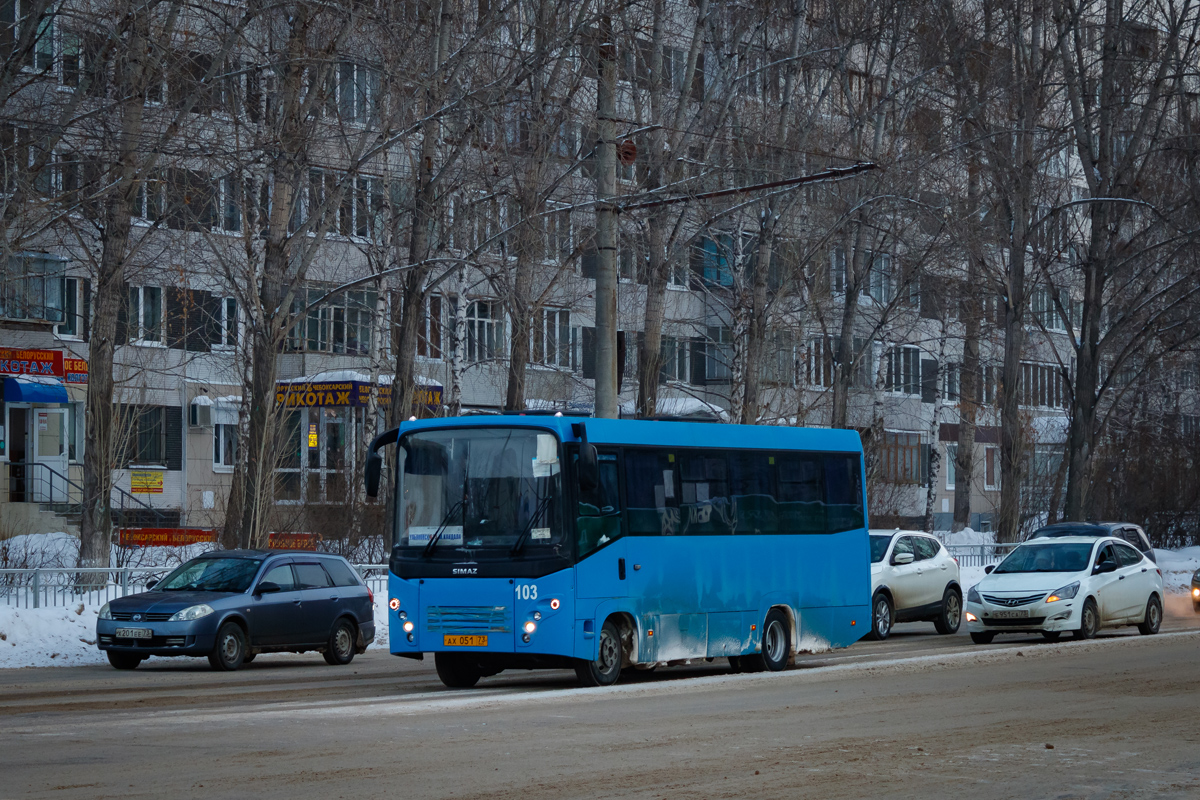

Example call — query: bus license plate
[444,635,487,647]
[991,610,1028,619]
[115,628,153,639]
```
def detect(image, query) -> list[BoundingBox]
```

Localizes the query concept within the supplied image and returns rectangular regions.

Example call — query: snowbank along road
[2,599,1199,800]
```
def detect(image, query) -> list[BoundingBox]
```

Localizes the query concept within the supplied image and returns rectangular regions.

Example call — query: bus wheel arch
[575,617,626,687]
[608,612,638,668]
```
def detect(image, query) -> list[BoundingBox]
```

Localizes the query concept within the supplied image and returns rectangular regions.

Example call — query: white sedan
[965,535,1164,643]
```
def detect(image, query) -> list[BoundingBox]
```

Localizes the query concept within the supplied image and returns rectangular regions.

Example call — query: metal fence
[945,543,1019,568]
[0,565,389,609]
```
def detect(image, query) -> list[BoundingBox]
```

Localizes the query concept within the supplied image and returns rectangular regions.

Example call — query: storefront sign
[307,423,318,448]
[275,379,443,412]
[267,532,322,551]
[118,528,217,547]
[0,348,64,377]
[64,357,88,384]
[130,470,164,494]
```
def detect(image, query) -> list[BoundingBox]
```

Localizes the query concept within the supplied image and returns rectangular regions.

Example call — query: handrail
[6,460,171,526]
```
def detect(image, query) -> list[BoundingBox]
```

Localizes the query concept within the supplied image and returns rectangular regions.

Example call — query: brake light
[954,557,960,566]
[367,587,375,604]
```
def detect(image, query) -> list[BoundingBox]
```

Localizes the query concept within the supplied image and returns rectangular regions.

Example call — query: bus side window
[825,455,864,533]
[729,452,777,534]
[776,454,825,534]
[680,453,733,535]
[577,454,620,557]
[625,450,680,535]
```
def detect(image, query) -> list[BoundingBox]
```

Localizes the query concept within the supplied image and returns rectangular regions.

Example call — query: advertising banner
[130,470,164,494]
[118,529,217,547]
[0,348,64,377]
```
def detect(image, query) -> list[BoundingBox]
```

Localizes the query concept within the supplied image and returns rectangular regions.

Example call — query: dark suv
[1028,522,1156,563]
[97,550,375,671]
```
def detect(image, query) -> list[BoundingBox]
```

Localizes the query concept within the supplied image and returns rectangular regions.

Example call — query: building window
[945,442,957,490]
[1183,415,1200,438]
[329,61,381,124]
[881,431,925,485]
[217,175,242,232]
[466,300,504,363]
[942,362,960,401]
[1,253,65,322]
[216,297,238,348]
[692,235,734,287]
[763,329,796,385]
[532,308,571,368]
[830,246,847,294]
[213,423,237,470]
[807,336,835,388]
[1020,362,1067,408]
[705,326,733,382]
[417,294,446,360]
[660,336,688,382]
[985,446,999,490]
[56,276,85,337]
[127,285,163,343]
[288,289,375,355]
[865,251,894,304]
[884,345,921,395]
[544,209,572,260]
[1031,287,1068,331]
[129,406,165,466]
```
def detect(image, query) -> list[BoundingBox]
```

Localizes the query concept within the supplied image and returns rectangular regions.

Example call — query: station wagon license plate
[990,610,1029,619]
[444,635,487,647]
[115,628,152,639]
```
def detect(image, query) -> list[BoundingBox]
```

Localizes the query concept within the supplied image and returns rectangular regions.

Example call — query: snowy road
[3,602,1199,799]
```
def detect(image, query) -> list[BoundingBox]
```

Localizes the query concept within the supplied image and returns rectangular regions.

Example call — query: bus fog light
[523,621,537,634]
[550,598,560,610]
[533,611,542,621]
[403,621,414,633]
[407,633,414,642]
[522,633,531,643]
[398,610,408,620]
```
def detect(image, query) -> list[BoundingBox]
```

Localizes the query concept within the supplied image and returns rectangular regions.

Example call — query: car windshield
[397,427,565,559]
[993,543,1093,574]
[870,535,892,563]
[157,558,264,592]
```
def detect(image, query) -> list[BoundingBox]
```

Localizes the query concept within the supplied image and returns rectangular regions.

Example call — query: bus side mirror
[365,453,383,498]
[578,444,599,492]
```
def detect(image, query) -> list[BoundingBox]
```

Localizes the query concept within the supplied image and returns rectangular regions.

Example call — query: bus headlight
[523,620,537,634]
[403,621,414,633]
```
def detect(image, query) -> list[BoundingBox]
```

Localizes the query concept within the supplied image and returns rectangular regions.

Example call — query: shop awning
[4,376,68,403]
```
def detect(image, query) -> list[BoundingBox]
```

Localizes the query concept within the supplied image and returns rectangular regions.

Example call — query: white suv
[868,531,962,640]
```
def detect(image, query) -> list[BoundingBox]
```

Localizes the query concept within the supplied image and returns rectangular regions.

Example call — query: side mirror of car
[255,581,282,595]
[892,552,914,566]
[1093,561,1117,575]
[983,565,995,575]
[145,579,158,590]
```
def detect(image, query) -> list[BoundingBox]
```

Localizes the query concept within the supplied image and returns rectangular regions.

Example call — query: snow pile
[939,527,996,547]
[0,603,108,668]
[0,531,80,569]
[1156,546,1199,594]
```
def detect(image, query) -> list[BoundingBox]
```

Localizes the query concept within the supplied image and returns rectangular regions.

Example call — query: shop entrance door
[30,408,68,502]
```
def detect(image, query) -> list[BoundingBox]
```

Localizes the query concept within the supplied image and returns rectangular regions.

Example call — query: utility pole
[594,13,619,419]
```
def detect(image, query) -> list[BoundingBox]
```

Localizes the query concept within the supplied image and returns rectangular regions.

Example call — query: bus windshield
[397,427,565,559]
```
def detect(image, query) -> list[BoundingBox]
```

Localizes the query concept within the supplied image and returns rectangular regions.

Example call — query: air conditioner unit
[190,403,212,428]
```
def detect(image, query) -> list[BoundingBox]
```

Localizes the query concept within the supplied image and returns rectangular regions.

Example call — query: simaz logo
[452,567,478,575]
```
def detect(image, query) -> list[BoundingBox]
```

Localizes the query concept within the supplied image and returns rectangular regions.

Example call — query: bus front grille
[426,605,511,633]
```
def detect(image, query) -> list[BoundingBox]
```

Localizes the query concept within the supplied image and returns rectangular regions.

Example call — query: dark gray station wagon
[97,550,375,671]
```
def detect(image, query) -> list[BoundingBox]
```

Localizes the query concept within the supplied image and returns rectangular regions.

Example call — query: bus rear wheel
[435,653,482,689]
[575,619,623,687]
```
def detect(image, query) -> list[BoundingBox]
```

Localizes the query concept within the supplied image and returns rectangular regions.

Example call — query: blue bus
[365,415,870,688]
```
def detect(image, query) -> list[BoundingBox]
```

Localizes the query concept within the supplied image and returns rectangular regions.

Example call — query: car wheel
[323,619,357,666]
[434,653,481,689]
[867,593,893,641]
[575,619,623,687]
[934,587,962,635]
[208,622,247,671]
[742,609,790,673]
[107,651,142,670]
[969,631,995,644]
[1073,598,1099,640]
[1041,631,1062,642]
[1137,594,1162,636]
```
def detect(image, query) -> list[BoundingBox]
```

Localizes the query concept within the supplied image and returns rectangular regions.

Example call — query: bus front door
[574,451,626,601]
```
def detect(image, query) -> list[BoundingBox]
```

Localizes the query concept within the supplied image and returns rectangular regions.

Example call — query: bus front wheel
[575,619,623,687]
[435,653,482,689]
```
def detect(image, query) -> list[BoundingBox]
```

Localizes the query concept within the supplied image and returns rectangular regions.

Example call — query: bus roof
[398,415,863,453]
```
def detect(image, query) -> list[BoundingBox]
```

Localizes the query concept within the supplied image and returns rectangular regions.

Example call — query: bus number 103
[515,584,538,600]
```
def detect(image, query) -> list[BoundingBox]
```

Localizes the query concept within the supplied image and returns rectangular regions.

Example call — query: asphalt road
[3,598,1199,800]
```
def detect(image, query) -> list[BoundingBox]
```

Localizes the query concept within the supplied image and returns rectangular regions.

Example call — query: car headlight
[1045,582,1079,603]
[169,604,215,622]
[967,586,981,605]
[99,602,113,620]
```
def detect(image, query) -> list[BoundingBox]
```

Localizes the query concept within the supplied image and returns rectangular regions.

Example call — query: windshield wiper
[510,495,554,556]
[422,500,465,559]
